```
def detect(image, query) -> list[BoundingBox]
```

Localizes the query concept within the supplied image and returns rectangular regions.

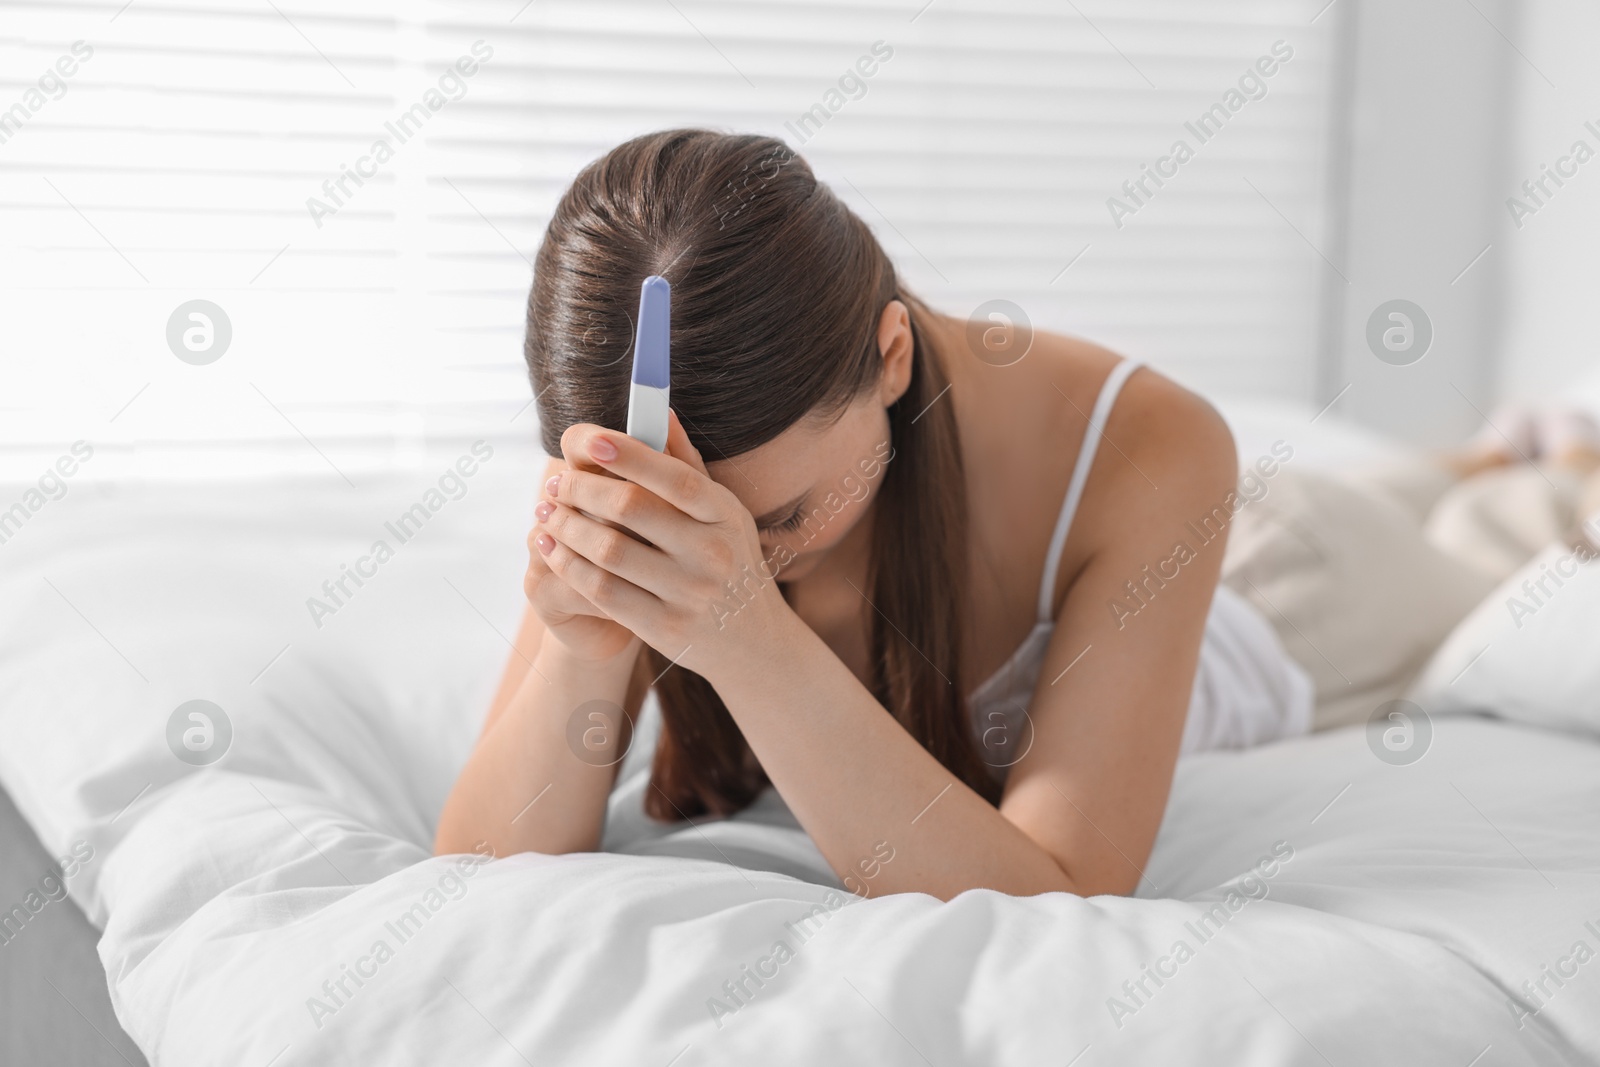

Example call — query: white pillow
[1410,539,1600,737]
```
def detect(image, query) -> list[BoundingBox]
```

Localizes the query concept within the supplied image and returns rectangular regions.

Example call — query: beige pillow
[1423,465,1586,584]
[1581,470,1600,529]
[1220,467,1496,731]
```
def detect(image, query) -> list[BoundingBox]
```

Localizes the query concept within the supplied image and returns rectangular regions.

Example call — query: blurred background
[2,0,1597,481]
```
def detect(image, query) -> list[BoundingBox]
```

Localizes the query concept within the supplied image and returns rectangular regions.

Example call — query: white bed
[2,414,1598,1066]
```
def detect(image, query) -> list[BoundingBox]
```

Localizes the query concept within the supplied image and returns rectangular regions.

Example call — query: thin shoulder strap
[1036,358,1144,621]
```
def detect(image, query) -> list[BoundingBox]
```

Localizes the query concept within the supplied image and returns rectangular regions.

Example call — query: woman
[433,129,1315,899]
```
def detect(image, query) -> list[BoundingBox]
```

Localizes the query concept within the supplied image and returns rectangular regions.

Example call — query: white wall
[1496,0,1600,411]
[1322,0,1514,445]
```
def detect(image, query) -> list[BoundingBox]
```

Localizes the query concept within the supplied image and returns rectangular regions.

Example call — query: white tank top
[964,358,1313,774]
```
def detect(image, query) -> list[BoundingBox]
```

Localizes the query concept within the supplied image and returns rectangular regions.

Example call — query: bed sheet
[0,434,1596,1065]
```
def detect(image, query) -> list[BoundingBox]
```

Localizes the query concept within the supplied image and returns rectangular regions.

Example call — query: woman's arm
[433,457,650,858]
[479,603,546,740]
[434,637,643,857]
[478,457,566,738]
[993,372,1239,896]
[535,387,1237,899]
[713,375,1235,899]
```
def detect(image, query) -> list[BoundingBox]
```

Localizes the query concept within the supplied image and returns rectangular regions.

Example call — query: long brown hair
[525,129,999,819]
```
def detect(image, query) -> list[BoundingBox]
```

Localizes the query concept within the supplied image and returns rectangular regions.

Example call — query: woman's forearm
[434,638,641,857]
[479,605,548,739]
[710,612,1076,901]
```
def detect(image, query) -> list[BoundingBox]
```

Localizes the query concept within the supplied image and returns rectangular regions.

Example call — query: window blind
[0,0,1345,475]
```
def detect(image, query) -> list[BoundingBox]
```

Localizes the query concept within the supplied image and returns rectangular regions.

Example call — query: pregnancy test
[625,275,671,451]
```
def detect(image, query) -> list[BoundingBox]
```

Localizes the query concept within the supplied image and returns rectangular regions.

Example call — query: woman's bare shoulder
[933,311,1237,525]
[1115,361,1237,482]
[1025,328,1234,464]
[1025,329,1239,529]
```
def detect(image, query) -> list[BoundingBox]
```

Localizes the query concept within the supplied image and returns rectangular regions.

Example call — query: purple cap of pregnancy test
[632,275,671,389]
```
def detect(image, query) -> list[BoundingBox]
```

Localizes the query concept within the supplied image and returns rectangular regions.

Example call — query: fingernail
[534,501,554,522]
[545,474,560,497]
[535,533,555,555]
[591,436,618,462]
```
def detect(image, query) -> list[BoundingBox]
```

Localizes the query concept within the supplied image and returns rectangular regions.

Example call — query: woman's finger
[565,424,729,525]
[525,561,609,621]
[525,535,611,618]
[665,409,710,478]
[533,527,661,622]
[558,424,613,480]
[545,468,696,552]
[538,498,682,598]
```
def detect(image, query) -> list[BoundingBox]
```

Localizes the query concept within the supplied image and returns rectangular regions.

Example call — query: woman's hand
[533,411,793,680]
[523,454,641,664]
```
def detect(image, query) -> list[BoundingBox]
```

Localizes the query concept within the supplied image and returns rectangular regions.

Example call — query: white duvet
[2,439,1599,1066]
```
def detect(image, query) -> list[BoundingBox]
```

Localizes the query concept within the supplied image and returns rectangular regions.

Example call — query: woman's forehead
[705,403,876,514]
[706,422,813,514]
